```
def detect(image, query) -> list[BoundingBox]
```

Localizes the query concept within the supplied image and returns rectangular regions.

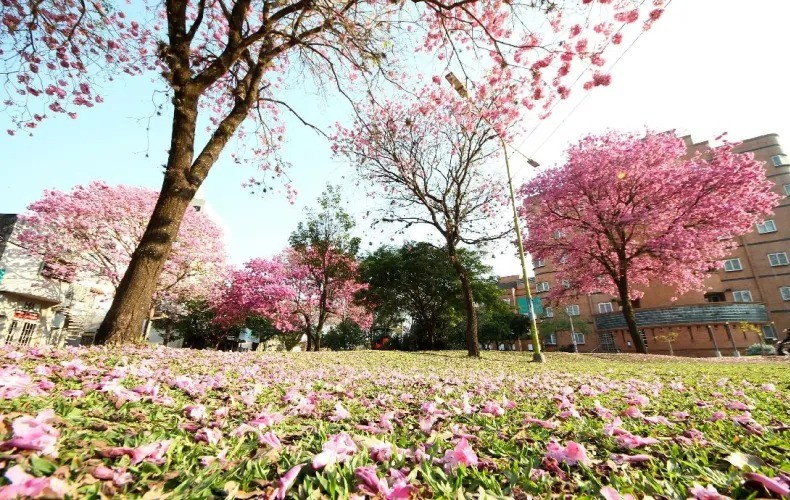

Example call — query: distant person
[777,329,790,355]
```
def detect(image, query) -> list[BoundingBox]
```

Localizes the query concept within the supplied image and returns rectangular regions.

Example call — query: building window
[573,332,585,345]
[561,280,571,289]
[20,302,38,312]
[598,332,616,351]
[598,302,614,313]
[536,282,550,292]
[534,259,545,268]
[566,304,580,316]
[544,307,554,318]
[781,287,790,301]
[704,292,726,302]
[771,154,788,167]
[723,258,742,272]
[732,290,753,302]
[502,298,511,304]
[784,184,790,197]
[4,321,18,344]
[552,230,564,239]
[18,323,36,346]
[768,252,789,267]
[640,330,648,346]
[544,333,557,345]
[559,254,568,264]
[756,220,777,233]
[762,325,778,340]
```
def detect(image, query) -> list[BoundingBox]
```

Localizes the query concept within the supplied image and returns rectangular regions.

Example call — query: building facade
[501,133,788,357]
[0,215,108,347]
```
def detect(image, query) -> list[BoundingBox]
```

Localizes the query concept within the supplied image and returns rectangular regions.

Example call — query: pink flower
[671,411,690,421]
[545,441,590,466]
[312,432,358,469]
[184,405,207,421]
[523,417,558,429]
[743,472,790,497]
[725,401,751,411]
[623,406,643,418]
[369,442,394,463]
[442,438,478,471]
[0,466,68,499]
[481,400,505,417]
[1,410,59,457]
[260,430,282,449]
[626,394,649,407]
[689,483,730,499]
[195,428,223,446]
[133,440,172,465]
[600,485,636,500]
[418,415,437,435]
[709,411,726,422]
[616,434,659,450]
[761,383,776,392]
[274,464,303,500]
[91,465,134,487]
[355,466,390,497]
[331,402,351,421]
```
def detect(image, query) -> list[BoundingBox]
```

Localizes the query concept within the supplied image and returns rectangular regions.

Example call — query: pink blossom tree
[19,181,227,340]
[334,85,515,357]
[519,131,779,353]
[2,0,666,343]
[215,248,371,350]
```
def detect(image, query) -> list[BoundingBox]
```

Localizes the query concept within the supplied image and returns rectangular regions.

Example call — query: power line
[510,0,672,176]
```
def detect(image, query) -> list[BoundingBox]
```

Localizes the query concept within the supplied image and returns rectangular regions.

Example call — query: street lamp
[445,72,545,363]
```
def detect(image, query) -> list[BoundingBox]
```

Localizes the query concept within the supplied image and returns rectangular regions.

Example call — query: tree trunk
[668,341,673,356]
[616,278,647,353]
[447,246,479,357]
[313,317,325,352]
[306,328,312,351]
[95,93,201,345]
[163,323,171,347]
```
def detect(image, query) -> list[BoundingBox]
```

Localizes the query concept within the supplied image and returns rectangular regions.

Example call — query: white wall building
[0,214,109,347]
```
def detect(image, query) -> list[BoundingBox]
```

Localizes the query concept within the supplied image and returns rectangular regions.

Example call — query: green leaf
[29,455,57,476]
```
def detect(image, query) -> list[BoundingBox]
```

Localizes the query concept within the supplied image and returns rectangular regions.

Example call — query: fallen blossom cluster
[0,347,788,498]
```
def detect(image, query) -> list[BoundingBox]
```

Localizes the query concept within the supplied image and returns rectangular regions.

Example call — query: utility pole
[568,308,578,353]
[445,72,545,362]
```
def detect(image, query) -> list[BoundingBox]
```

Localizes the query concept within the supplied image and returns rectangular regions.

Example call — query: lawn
[0,347,788,499]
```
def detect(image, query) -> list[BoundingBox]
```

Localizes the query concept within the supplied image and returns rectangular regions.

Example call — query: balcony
[594,302,769,331]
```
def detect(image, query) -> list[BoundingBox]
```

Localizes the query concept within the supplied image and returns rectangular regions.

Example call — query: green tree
[288,185,364,350]
[359,242,499,350]
[538,307,591,351]
[323,320,368,351]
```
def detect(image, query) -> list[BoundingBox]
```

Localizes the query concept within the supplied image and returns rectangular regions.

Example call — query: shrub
[746,343,776,356]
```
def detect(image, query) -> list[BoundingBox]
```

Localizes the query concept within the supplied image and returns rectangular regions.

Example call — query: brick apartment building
[500,133,789,357]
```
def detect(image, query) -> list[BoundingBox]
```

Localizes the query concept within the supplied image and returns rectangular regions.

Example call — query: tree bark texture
[95,94,201,345]
[617,277,647,353]
[448,247,480,357]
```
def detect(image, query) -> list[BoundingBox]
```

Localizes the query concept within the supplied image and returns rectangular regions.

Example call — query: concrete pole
[724,322,740,357]
[569,310,578,353]
[706,324,722,357]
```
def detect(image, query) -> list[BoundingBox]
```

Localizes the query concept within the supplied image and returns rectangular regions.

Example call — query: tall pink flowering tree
[215,248,371,350]
[519,131,779,353]
[19,182,227,337]
[2,0,666,343]
[334,85,515,357]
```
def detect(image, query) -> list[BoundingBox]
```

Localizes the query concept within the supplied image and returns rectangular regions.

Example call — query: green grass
[0,347,788,498]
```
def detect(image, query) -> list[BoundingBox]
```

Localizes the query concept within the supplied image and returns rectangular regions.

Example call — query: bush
[746,343,776,356]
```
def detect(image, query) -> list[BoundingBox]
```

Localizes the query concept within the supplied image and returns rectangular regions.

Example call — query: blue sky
[2,0,789,276]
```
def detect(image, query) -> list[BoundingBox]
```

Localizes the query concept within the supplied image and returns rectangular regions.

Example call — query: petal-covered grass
[0,347,788,499]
